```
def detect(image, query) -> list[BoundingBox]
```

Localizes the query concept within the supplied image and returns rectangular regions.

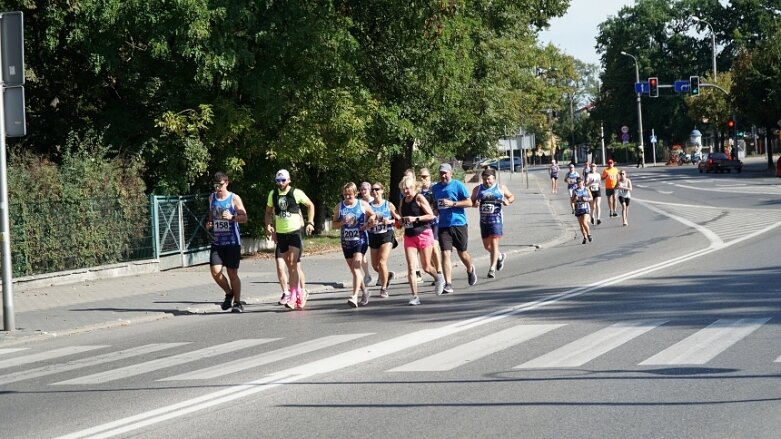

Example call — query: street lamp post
[692,16,717,81]
[620,51,645,166]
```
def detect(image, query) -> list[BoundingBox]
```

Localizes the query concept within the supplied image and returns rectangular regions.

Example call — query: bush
[8,130,151,277]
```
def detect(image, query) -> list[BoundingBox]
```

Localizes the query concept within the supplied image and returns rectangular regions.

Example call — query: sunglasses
[275,178,287,183]
[371,187,382,191]
[213,182,226,189]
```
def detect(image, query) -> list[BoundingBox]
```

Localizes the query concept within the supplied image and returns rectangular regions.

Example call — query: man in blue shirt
[432,163,477,293]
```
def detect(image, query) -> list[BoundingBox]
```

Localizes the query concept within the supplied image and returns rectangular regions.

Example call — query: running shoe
[588,234,592,242]
[221,291,233,311]
[408,296,421,306]
[378,271,395,287]
[285,289,299,310]
[497,253,506,271]
[582,238,587,244]
[379,288,389,298]
[347,296,358,308]
[597,219,602,225]
[623,221,628,226]
[297,289,309,309]
[590,216,595,225]
[434,274,445,295]
[416,271,423,284]
[467,266,477,286]
[278,290,291,306]
[359,289,370,306]
[487,268,496,279]
[231,302,244,313]
[442,283,454,294]
[364,273,373,287]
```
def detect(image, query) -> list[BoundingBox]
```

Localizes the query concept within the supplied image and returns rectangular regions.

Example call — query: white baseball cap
[276,169,290,181]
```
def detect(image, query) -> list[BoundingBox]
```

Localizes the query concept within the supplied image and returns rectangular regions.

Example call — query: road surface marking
[53,339,274,385]
[0,343,188,386]
[389,324,563,372]
[639,318,770,365]
[0,348,27,356]
[160,334,370,381]
[515,320,667,369]
[0,346,106,370]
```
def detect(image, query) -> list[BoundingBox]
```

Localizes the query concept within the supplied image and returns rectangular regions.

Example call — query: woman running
[616,170,633,226]
[367,182,401,298]
[570,177,593,244]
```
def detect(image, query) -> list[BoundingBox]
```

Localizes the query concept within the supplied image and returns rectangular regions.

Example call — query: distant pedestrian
[399,176,445,305]
[332,182,377,308]
[432,163,477,293]
[586,163,602,225]
[470,168,515,278]
[571,177,593,244]
[565,164,580,214]
[265,169,316,310]
[549,159,560,194]
[207,171,248,313]
[616,170,633,226]
[601,159,620,218]
[636,146,645,168]
[366,182,400,299]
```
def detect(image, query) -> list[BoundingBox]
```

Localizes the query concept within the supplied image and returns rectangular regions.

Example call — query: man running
[432,163,476,293]
[265,169,315,310]
[601,159,620,218]
[207,172,248,313]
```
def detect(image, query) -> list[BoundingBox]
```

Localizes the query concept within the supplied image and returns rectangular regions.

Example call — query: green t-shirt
[267,187,311,234]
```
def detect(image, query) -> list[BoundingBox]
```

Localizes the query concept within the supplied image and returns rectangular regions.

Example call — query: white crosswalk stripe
[0,348,27,356]
[0,343,189,386]
[515,320,667,369]
[160,334,370,381]
[639,318,770,365]
[0,346,107,370]
[388,324,564,372]
[53,339,275,385]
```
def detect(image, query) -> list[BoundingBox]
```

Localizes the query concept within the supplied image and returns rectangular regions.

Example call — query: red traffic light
[727,119,735,128]
[648,76,659,97]
[649,78,657,87]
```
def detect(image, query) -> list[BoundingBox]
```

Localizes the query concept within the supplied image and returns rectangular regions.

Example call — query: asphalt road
[1,163,780,439]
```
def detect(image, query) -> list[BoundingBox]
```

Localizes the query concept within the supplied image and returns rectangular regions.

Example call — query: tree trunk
[388,138,415,211]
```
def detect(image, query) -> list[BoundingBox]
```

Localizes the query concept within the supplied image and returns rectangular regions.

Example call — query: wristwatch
[306,222,314,227]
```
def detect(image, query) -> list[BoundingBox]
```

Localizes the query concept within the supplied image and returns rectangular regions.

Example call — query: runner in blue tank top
[570,177,593,244]
[367,182,401,299]
[470,168,515,279]
[207,171,248,313]
[332,182,377,308]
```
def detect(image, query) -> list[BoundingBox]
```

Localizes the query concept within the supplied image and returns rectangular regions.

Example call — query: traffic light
[689,75,700,96]
[727,116,736,136]
[648,77,659,97]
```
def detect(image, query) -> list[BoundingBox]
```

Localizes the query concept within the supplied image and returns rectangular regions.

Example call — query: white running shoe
[408,296,421,306]
[434,274,445,295]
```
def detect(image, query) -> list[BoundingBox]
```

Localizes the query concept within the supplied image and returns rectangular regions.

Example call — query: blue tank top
[369,200,392,234]
[338,200,366,247]
[210,193,241,246]
[574,187,591,215]
[477,184,504,224]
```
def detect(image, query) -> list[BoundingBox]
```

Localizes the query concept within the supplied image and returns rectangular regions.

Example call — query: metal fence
[9,194,213,278]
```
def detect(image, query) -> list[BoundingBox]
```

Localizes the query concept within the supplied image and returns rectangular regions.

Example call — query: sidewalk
[0,170,571,346]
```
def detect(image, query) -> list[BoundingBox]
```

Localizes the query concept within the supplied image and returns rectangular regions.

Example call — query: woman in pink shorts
[398,176,445,305]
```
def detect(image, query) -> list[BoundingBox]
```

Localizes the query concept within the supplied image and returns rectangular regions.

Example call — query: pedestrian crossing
[0,318,776,388]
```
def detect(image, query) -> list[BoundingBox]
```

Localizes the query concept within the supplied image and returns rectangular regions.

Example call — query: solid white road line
[515,320,667,369]
[0,348,27,356]
[160,334,370,381]
[389,324,564,372]
[53,339,275,385]
[0,346,106,370]
[639,318,770,365]
[0,343,189,386]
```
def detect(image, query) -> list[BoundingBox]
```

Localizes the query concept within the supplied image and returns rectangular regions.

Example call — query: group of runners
[549,158,633,244]
[206,164,515,312]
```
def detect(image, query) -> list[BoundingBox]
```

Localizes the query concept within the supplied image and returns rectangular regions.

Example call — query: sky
[538,0,633,67]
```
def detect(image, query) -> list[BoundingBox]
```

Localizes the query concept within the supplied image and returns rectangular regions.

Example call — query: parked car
[698,152,742,173]
[481,156,523,172]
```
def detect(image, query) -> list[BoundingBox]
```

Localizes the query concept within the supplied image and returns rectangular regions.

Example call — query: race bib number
[342,229,361,241]
[480,204,496,214]
[277,211,292,219]
[589,183,599,191]
[437,199,450,209]
[575,202,589,214]
[213,220,230,232]
[371,223,388,234]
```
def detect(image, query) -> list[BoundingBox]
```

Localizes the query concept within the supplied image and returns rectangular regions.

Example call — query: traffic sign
[634,82,649,94]
[621,125,629,134]
[650,135,657,144]
[622,133,630,143]
[674,80,690,93]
